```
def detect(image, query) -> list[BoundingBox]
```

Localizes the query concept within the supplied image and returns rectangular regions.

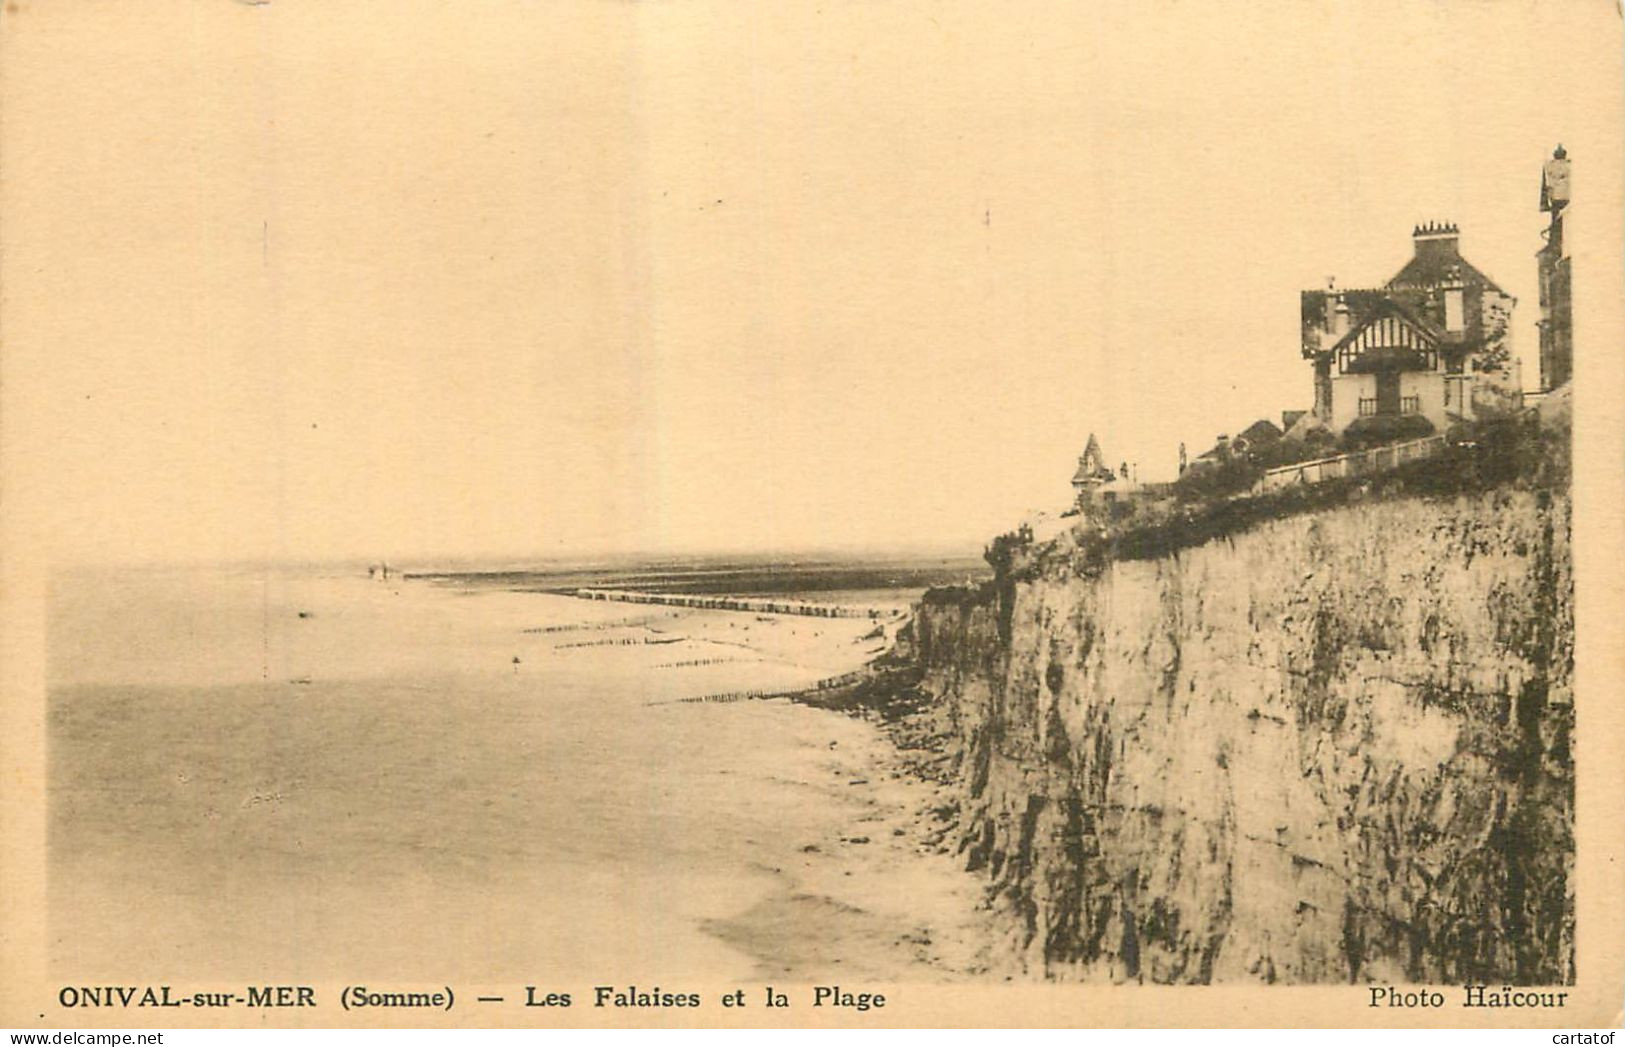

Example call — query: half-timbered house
[1324,298,1451,434]
[1300,223,1517,439]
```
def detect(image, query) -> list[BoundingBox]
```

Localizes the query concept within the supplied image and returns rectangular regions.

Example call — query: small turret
[1071,432,1115,507]
[1542,144,1571,213]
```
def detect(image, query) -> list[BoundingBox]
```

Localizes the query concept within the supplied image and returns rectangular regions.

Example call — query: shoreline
[701,642,1016,983]
[47,569,1006,983]
[697,684,1003,983]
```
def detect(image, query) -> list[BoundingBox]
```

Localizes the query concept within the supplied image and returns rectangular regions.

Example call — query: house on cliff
[1182,418,1284,476]
[1300,223,1518,441]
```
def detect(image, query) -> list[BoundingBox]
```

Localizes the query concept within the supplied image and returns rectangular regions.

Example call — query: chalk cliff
[901,485,1572,984]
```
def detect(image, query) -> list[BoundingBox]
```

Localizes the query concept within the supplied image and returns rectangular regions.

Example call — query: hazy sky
[4,0,1620,565]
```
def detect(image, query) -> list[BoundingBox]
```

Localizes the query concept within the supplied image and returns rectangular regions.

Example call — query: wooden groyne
[554,635,684,650]
[574,587,888,618]
[521,613,672,634]
[653,666,876,707]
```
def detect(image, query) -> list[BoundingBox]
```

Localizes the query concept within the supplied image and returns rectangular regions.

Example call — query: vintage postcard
[2,0,1622,1030]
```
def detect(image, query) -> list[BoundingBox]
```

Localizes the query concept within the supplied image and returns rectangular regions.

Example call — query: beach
[47,564,995,983]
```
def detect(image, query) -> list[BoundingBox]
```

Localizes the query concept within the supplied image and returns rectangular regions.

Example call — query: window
[1445,288,1465,332]
[1401,395,1421,415]
[1358,397,1378,417]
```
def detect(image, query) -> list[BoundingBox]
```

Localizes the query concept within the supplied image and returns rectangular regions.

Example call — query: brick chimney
[1442,263,1466,333]
[1411,220,1461,267]
[1331,293,1350,338]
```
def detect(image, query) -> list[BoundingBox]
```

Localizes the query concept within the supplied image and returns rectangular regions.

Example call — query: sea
[45,558,992,984]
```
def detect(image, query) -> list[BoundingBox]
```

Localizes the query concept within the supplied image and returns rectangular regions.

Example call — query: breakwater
[654,667,875,707]
[574,588,889,619]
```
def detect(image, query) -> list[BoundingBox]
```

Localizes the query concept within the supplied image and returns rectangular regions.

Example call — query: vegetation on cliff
[974,411,1567,596]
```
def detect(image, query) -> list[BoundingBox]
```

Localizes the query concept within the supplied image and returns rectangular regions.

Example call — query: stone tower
[1538,145,1573,391]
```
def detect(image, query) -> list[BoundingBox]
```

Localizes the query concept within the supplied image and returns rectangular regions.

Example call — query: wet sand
[47,566,996,982]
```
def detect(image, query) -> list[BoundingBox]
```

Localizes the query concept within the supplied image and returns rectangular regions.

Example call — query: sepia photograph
[2,0,1622,1031]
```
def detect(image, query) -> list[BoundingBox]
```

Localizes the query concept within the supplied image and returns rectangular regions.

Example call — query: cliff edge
[888,422,1573,984]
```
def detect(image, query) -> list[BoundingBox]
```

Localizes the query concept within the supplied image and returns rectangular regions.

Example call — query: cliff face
[910,488,1572,984]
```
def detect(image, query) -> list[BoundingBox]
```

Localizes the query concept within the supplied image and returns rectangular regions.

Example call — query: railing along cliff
[1254,434,1447,493]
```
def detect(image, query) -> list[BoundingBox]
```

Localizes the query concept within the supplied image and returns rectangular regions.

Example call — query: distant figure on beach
[512,655,522,674]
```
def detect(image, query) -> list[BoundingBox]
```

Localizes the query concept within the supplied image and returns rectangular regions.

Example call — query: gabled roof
[1329,296,1443,354]
[1237,418,1283,444]
[1192,420,1282,466]
[1386,250,1505,295]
